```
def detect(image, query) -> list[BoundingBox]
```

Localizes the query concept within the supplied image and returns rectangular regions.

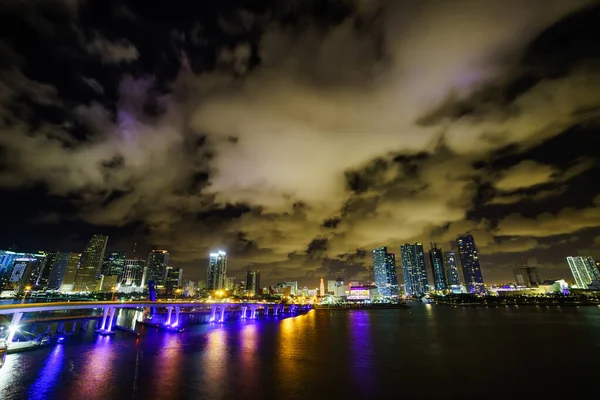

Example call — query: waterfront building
[73,234,108,292]
[147,250,169,286]
[224,276,234,290]
[457,234,485,294]
[514,266,541,287]
[184,280,196,297]
[400,243,429,296]
[165,267,183,295]
[96,274,119,292]
[429,243,447,291]
[35,251,58,288]
[372,246,400,296]
[246,268,260,296]
[443,250,461,287]
[56,253,81,291]
[207,250,227,290]
[567,256,600,289]
[102,251,126,277]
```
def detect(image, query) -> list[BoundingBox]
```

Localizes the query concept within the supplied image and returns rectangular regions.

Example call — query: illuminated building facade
[56,253,81,292]
[567,256,600,289]
[102,251,126,277]
[74,234,108,292]
[165,267,183,295]
[444,250,461,287]
[429,243,447,291]
[457,234,485,294]
[36,251,58,288]
[207,250,227,290]
[147,250,169,286]
[401,243,429,296]
[319,277,325,296]
[120,259,147,289]
[246,268,260,296]
[372,246,399,296]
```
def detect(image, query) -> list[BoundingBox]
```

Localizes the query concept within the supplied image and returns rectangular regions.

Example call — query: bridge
[0,301,311,344]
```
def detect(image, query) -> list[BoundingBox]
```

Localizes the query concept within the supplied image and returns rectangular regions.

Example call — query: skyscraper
[147,250,169,286]
[567,256,600,289]
[36,251,59,288]
[165,266,183,295]
[207,250,227,290]
[457,234,485,294]
[372,246,399,296]
[102,251,126,277]
[74,234,108,292]
[400,243,429,297]
[120,259,147,289]
[57,253,81,291]
[429,243,447,291]
[443,250,461,287]
[246,268,260,296]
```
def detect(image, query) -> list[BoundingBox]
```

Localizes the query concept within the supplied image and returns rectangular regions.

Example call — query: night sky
[1,0,600,287]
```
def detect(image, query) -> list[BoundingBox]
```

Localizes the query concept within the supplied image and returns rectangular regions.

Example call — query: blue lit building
[428,243,447,291]
[401,243,429,296]
[372,246,399,296]
[207,250,227,290]
[457,234,485,294]
[443,250,461,287]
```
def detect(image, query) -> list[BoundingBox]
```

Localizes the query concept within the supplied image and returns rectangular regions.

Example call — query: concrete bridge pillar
[241,306,247,319]
[251,306,257,319]
[274,306,279,316]
[210,305,217,322]
[166,306,174,325]
[6,312,24,342]
[71,322,78,333]
[106,308,117,332]
[81,319,89,331]
[57,322,65,333]
[174,306,180,326]
[220,306,226,322]
[46,324,53,334]
[100,307,110,330]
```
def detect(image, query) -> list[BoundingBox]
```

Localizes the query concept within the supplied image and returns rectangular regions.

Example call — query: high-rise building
[207,250,227,290]
[147,250,169,286]
[372,246,400,296]
[102,251,126,277]
[457,234,485,294]
[74,235,108,292]
[327,280,336,294]
[120,259,146,289]
[57,253,81,292]
[165,267,183,295]
[246,268,260,296]
[514,266,541,287]
[429,243,447,291]
[567,256,600,289]
[443,250,461,287]
[0,250,26,279]
[36,251,59,288]
[400,243,429,296]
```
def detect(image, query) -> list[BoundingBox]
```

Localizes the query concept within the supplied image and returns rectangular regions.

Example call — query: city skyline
[1,1,600,288]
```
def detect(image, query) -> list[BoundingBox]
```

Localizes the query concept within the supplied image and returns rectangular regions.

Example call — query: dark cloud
[1,0,600,286]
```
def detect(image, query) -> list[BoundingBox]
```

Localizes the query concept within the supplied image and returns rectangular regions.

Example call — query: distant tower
[74,235,108,292]
[147,250,169,286]
[401,243,429,296]
[443,250,461,287]
[319,277,325,297]
[372,246,399,296]
[207,250,227,290]
[429,243,447,291]
[457,234,485,294]
[246,267,260,296]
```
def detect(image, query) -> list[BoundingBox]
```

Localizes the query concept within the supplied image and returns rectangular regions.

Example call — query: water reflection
[202,328,228,398]
[28,346,64,400]
[347,311,374,396]
[68,335,118,399]
[151,333,184,399]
